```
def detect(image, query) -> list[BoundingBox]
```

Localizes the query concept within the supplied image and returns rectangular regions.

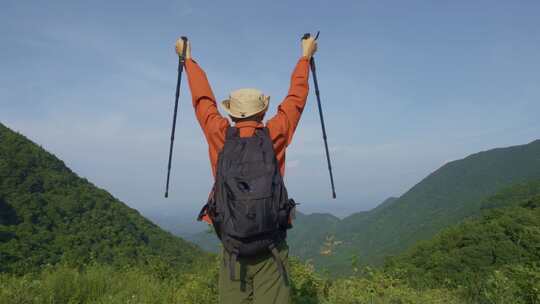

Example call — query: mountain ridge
[386,179,540,302]
[0,122,209,274]
[317,138,540,273]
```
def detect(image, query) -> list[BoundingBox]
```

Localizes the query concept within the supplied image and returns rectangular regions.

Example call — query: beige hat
[221,88,270,119]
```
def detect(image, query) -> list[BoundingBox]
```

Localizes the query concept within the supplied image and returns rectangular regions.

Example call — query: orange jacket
[185,57,310,223]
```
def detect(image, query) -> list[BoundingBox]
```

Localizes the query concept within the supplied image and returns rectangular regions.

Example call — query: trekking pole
[302,31,337,199]
[165,36,188,198]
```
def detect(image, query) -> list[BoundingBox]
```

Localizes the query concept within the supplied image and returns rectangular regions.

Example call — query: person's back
[176,36,317,304]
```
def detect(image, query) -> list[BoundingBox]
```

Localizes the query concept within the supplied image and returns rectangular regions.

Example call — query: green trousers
[219,242,290,304]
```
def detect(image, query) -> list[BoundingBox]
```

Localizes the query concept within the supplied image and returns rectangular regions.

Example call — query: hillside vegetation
[1,257,464,304]
[0,123,209,275]
[2,122,539,303]
[287,140,540,273]
[3,181,539,303]
[386,180,540,303]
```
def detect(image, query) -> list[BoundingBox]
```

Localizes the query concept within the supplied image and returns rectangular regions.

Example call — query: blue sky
[1,0,539,227]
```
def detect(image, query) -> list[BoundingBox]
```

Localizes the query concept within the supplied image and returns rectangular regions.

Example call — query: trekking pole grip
[301,31,320,40]
[179,36,188,60]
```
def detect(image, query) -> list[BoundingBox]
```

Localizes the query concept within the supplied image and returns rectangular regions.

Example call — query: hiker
[175,36,317,303]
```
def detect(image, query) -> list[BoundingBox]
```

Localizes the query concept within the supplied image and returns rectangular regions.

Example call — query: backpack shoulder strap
[255,127,271,139]
[226,127,239,140]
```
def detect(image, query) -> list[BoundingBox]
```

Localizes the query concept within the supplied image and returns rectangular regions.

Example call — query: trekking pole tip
[164,192,169,198]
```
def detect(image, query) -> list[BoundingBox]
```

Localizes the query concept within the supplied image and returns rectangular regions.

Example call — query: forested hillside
[386,180,540,303]
[3,181,539,303]
[287,140,540,274]
[1,122,538,303]
[0,123,208,275]
[342,140,540,261]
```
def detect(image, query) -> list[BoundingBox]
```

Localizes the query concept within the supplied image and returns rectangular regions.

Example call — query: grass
[0,259,464,304]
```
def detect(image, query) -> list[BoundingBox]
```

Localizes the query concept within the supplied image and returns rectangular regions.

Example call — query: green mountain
[0,123,208,275]
[4,182,538,304]
[339,140,540,260]
[288,211,340,258]
[386,180,540,302]
[2,121,538,303]
[289,140,540,273]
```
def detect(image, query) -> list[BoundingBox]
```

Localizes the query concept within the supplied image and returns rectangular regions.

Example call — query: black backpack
[199,126,296,282]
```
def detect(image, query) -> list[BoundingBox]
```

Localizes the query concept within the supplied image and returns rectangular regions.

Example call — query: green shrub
[325,270,461,304]
[0,261,465,304]
[0,264,179,304]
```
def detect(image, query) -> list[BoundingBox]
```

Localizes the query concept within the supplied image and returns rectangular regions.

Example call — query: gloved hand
[302,36,318,59]
[175,38,191,59]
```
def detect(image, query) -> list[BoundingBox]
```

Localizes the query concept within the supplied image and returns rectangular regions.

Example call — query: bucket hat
[221,88,270,118]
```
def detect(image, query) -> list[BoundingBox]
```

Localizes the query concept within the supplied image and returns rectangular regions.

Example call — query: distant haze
[1,1,539,231]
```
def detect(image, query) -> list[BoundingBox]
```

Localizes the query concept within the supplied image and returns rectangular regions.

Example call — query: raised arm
[175,39,229,175]
[184,59,229,139]
[267,36,317,146]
